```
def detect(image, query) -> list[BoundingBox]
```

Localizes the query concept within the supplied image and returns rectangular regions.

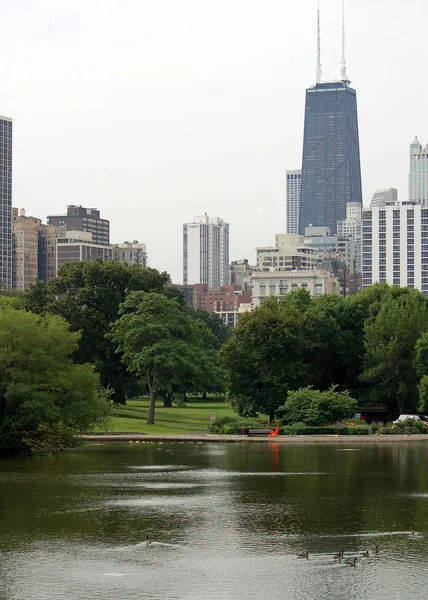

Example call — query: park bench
[247,428,273,437]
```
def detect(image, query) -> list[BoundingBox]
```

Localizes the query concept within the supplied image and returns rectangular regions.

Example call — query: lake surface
[1,441,428,600]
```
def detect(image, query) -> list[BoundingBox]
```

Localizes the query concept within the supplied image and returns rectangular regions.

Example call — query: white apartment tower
[409,137,428,204]
[183,214,229,286]
[286,170,301,234]
[337,202,363,273]
[362,202,428,294]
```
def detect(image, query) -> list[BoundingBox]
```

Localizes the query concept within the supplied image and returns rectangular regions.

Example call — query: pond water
[1,441,428,600]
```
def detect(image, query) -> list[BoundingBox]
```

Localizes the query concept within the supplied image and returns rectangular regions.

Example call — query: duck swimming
[146,534,152,546]
[347,557,357,567]
[334,549,344,559]
[362,550,369,558]
[297,551,309,559]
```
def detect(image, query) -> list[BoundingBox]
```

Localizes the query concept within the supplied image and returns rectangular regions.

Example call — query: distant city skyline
[1,0,427,282]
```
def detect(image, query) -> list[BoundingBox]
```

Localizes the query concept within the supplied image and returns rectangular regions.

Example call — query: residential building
[47,205,110,245]
[12,209,40,289]
[38,224,59,282]
[370,188,398,208]
[216,302,252,328]
[304,226,359,275]
[56,231,113,271]
[12,208,59,289]
[230,258,253,290]
[286,169,301,234]
[409,137,428,204]
[251,270,340,307]
[299,81,363,234]
[192,283,251,313]
[337,203,363,273]
[114,241,147,267]
[362,202,428,294]
[256,234,318,272]
[183,214,229,287]
[0,116,13,290]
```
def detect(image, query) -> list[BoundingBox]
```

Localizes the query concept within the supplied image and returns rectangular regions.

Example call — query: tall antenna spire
[316,1,322,84]
[340,0,348,81]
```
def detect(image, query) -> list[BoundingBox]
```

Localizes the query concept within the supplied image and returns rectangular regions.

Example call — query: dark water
[1,442,428,600]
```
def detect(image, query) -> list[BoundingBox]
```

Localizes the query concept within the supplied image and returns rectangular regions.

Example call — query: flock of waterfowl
[297,526,417,566]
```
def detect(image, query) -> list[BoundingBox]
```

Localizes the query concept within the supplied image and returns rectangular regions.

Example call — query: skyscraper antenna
[340,0,348,81]
[316,1,322,83]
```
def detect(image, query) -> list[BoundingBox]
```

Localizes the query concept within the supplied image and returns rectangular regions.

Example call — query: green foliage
[23,260,172,403]
[360,288,428,416]
[280,425,370,435]
[279,385,357,426]
[219,294,313,421]
[0,305,109,452]
[418,375,428,414]
[22,422,82,454]
[110,292,218,424]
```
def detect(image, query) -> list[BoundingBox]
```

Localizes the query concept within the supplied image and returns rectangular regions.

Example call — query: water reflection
[1,442,428,599]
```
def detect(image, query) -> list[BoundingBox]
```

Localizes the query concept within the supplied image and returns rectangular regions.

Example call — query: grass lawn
[106,396,241,434]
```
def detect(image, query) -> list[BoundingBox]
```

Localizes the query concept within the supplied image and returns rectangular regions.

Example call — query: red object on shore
[268,425,280,437]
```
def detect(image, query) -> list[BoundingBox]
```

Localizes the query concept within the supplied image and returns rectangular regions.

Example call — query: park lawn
[106,396,241,434]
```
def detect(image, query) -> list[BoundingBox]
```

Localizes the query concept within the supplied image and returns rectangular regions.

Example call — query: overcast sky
[1,0,427,282]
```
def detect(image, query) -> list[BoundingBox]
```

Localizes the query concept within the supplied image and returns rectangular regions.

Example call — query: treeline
[220,284,428,421]
[0,261,230,452]
[3,259,428,452]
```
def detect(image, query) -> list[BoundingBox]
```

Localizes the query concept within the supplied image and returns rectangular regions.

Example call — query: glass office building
[0,116,12,290]
[299,81,362,234]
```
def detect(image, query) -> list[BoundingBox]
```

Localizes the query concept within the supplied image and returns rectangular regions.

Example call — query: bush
[280,425,370,436]
[278,385,358,426]
[208,416,240,434]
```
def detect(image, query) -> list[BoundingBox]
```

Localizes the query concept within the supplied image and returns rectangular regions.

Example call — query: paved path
[82,433,428,443]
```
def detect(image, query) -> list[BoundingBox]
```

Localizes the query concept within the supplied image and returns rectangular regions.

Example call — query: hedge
[280,425,371,436]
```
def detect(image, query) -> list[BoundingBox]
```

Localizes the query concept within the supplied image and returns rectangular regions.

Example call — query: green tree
[109,292,216,424]
[360,288,428,418]
[0,306,109,453]
[219,293,313,422]
[279,385,357,426]
[23,260,174,403]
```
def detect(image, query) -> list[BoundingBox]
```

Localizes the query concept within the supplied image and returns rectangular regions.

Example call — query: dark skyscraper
[298,5,362,235]
[0,116,13,290]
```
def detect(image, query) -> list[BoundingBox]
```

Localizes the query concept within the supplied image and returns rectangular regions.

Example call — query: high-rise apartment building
[286,170,301,234]
[337,203,362,273]
[0,116,13,290]
[47,205,109,245]
[362,202,428,294]
[409,137,428,204]
[183,214,229,287]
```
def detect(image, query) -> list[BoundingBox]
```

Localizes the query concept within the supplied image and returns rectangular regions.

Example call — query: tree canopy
[109,292,219,424]
[23,260,176,403]
[0,305,109,453]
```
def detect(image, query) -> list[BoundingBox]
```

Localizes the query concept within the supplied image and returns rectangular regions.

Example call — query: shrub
[280,425,370,436]
[278,385,358,426]
[208,416,239,434]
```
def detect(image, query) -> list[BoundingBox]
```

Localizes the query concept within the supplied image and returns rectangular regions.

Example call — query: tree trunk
[183,390,187,401]
[202,390,207,400]
[147,389,156,424]
[269,412,274,424]
[163,393,172,408]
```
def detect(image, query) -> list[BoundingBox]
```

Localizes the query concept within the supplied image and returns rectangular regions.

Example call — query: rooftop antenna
[316,1,322,83]
[340,0,348,81]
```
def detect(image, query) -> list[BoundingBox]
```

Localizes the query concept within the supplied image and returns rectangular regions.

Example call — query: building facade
[183,214,229,287]
[409,137,428,204]
[251,270,340,307]
[362,202,428,294]
[47,205,110,245]
[256,233,318,272]
[286,169,301,234]
[299,81,362,235]
[0,116,13,290]
[114,241,147,267]
[337,203,362,273]
[56,231,113,271]
[370,188,398,208]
